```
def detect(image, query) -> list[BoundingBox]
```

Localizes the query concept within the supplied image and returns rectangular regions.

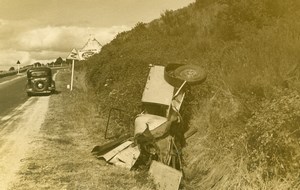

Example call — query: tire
[174,64,207,85]
[164,63,186,87]
[164,63,207,87]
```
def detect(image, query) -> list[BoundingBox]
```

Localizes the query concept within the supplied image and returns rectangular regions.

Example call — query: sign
[67,48,79,91]
[79,51,95,60]
[67,49,79,60]
[16,60,21,74]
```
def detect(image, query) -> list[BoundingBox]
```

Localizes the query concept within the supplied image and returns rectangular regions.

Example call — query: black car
[26,67,55,96]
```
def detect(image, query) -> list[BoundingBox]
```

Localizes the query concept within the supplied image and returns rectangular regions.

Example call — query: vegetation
[76,0,300,189]
[0,66,27,78]
[9,67,15,71]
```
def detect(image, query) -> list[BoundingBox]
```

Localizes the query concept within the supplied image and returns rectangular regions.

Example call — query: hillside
[80,0,300,189]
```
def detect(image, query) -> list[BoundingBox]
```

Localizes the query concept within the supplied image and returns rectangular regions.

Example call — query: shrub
[246,89,300,179]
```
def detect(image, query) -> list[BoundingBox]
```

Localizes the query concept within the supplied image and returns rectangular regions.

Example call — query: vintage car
[26,67,56,96]
[92,64,206,189]
[134,64,206,168]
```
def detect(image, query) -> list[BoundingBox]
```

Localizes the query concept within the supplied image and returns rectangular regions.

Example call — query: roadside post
[71,60,75,90]
[16,60,20,74]
[66,49,79,91]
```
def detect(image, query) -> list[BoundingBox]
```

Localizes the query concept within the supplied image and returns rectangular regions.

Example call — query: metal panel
[109,145,140,169]
[171,91,185,112]
[142,66,174,106]
[97,141,133,161]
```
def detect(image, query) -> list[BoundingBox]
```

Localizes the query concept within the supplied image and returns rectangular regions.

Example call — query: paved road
[0,75,28,117]
[0,70,60,189]
[0,68,62,117]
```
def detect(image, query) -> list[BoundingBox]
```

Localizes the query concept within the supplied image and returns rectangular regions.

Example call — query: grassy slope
[79,0,300,189]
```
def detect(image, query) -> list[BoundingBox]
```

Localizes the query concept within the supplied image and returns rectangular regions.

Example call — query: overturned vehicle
[92,64,206,189]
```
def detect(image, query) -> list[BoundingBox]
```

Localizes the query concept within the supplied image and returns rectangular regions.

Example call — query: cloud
[0,50,30,71]
[16,25,131,52]
[0,21,131,69]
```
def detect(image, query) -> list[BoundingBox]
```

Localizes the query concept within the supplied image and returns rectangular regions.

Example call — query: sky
[0,0,194,70]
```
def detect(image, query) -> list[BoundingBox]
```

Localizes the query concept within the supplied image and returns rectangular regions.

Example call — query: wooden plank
[109,145,140,169]
[149,161,182,190]
[97,141,133,161]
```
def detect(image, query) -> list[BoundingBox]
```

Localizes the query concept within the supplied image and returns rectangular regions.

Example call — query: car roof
[27,67,51,72]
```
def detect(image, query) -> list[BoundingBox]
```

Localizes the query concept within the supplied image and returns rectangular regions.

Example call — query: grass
[179,84,300,189]
[11,69,156,190]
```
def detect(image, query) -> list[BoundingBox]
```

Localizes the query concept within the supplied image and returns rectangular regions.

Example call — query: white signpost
[16,60,20,74]
[66,49,79,91]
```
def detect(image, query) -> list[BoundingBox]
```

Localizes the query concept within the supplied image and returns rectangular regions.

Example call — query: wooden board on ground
[149,160,182,190]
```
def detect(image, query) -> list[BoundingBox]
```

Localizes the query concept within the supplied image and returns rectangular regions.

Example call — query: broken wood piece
[97,141,133,161]
[91,134,131,156]
[184,128,198,139]
[149,160,182,190]
[109,145,140,169]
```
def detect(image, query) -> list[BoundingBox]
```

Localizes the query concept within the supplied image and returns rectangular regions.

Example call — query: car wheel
[164,63,185,87]
[164,63,207,87]
[174,64,207,85]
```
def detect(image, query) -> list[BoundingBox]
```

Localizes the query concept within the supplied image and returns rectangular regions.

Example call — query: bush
[214,0,300,41]
[246,89,300,179]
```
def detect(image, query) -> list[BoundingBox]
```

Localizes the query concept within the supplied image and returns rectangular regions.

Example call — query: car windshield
[30,71,50,77]
[143,103,168,117]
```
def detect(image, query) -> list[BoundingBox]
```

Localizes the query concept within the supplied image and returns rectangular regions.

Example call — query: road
[0,75,28,116]
[0,96,50,190]
[0,71,58,190]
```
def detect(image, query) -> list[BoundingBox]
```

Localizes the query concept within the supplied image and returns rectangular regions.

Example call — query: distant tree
[48,61,54,67]
[55,57,63,65]
[33,62,42,67]
[9,67,15,71]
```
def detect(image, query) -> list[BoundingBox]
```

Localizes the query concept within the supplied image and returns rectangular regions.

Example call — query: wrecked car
[92,63,206,189]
